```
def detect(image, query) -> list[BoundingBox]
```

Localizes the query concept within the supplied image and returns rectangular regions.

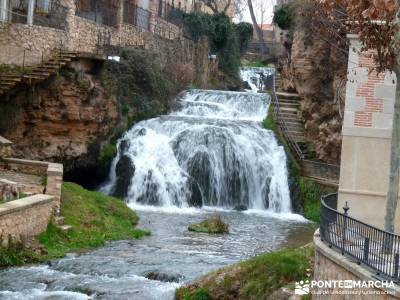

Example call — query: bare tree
[198,0,233,14]
[247,0,267,58]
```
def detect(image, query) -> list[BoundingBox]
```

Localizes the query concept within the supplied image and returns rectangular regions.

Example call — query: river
[0,67,315,300]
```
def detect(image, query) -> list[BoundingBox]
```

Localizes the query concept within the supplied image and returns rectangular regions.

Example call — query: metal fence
[75,0,119,27]
[1,0,67,29]
[321,193,400,281]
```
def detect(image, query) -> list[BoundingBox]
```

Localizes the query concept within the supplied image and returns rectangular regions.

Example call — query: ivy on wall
[183,12,253,75]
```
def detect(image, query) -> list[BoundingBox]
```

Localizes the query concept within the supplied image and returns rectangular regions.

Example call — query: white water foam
[102,67,294,215]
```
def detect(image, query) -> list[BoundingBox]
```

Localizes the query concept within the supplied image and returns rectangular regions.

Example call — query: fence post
[363,237,370,262]
[394,253,399,279]
[22,50,26,73]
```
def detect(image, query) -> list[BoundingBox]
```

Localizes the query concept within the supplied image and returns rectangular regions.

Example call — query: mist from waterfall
[102,67,291,213]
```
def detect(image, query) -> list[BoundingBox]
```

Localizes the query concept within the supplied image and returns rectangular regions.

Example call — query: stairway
[275,91,316,160]
[0,50,77,96]
[272,73,339,184]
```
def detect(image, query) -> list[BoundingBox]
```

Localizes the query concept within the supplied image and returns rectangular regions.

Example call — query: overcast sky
[238,0,276,25]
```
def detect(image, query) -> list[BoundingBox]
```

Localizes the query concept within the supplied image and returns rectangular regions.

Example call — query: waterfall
[101,68,291,213]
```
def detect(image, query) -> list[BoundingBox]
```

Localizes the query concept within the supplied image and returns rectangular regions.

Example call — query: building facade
[338,34,400,232]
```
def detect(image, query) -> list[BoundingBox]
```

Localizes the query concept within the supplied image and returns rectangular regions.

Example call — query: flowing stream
[0,68,315,300]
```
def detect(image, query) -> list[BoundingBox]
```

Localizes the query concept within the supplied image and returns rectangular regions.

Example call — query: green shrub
[273,4,295,30]
[233,22,254,55]
[184,12,253,75]
[99,144,117,163]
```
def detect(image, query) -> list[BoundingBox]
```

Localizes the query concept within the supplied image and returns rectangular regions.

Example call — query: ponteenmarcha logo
[295,280,310,295]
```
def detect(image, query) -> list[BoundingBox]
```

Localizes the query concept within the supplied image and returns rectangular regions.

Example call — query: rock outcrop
[0,59,119,186]
[279,13,347,164]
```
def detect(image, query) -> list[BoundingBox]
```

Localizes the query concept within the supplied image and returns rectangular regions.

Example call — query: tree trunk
[384,10,400,234]
[247,0,266,59]
[384,65,400,233]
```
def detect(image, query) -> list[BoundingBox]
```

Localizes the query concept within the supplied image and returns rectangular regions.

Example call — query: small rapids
[102,67,291,213]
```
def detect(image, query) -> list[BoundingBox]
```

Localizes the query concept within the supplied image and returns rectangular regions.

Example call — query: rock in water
[234,204,248,211]
[112,155,135,199]
[145,271,183,283]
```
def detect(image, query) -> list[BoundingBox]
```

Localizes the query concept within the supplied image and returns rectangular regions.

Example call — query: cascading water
[102,67,291,213]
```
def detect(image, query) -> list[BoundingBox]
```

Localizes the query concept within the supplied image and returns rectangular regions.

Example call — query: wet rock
[233,204,248,211]
[188,179,202,207]
[136,171,160,205]
[145,271,183,283]
[242,80,251,90]
[113,155,135,199]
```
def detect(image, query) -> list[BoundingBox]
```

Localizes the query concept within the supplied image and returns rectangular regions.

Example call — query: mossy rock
[188,217,229,234]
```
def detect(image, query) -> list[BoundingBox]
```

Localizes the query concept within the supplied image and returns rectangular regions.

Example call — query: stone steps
[0,50,77,96]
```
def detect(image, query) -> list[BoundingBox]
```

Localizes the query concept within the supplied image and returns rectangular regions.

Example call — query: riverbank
[0,182,149,267]
[176,244,313,300]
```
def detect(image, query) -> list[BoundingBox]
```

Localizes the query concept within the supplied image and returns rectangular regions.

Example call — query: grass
[242,61,272,68]
[188,216,229,234]
[262,105,276,131]
[176,246,313,300]
[0,182,149,267]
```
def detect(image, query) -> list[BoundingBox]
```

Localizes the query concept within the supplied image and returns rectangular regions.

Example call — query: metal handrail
[321,193,400,281]
[270,73,340,182]
[271,72,305,161]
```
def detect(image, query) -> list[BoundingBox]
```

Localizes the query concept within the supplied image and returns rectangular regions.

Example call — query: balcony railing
[320,193,400,281]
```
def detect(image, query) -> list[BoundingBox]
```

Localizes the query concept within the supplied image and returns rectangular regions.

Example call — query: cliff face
[0,59,119,184]
[280,17,347,164]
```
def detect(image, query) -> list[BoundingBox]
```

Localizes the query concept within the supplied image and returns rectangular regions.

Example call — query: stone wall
[338,34,399,232]
[0,136,12,158]
[0,158,63,211]
[0,194,54,244]
[313,230,400,299]
[0,0,193,65]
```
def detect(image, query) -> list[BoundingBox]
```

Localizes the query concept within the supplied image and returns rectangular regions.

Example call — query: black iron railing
[321,193,400,281]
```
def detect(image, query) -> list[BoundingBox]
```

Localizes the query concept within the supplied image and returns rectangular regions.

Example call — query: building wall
[338,34,400,232]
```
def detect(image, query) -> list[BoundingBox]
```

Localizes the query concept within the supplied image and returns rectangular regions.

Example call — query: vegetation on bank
[184,12,253,76]
[0,182,149,267]
[188,216,229,234]
[176,246,313,300]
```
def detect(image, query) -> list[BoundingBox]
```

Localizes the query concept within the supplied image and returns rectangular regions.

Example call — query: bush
[233,22,254,55]
[184,12,253,75]
[273,4,295,30]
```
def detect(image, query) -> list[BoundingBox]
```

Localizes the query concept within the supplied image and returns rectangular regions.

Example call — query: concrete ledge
[3,158,50,167]
[314,229,400,298]
[0,194,53,216]
[0,136,12,145]
[342,126,392,139]
[47,163,63,176]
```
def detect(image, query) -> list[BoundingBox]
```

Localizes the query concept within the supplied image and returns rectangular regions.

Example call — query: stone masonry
[0,194,54,244]
[0,0,191,66]
[313,230,400,299]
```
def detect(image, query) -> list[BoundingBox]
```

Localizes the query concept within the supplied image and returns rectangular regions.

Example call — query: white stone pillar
[0,0,7,22]
[27,0,35,25]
